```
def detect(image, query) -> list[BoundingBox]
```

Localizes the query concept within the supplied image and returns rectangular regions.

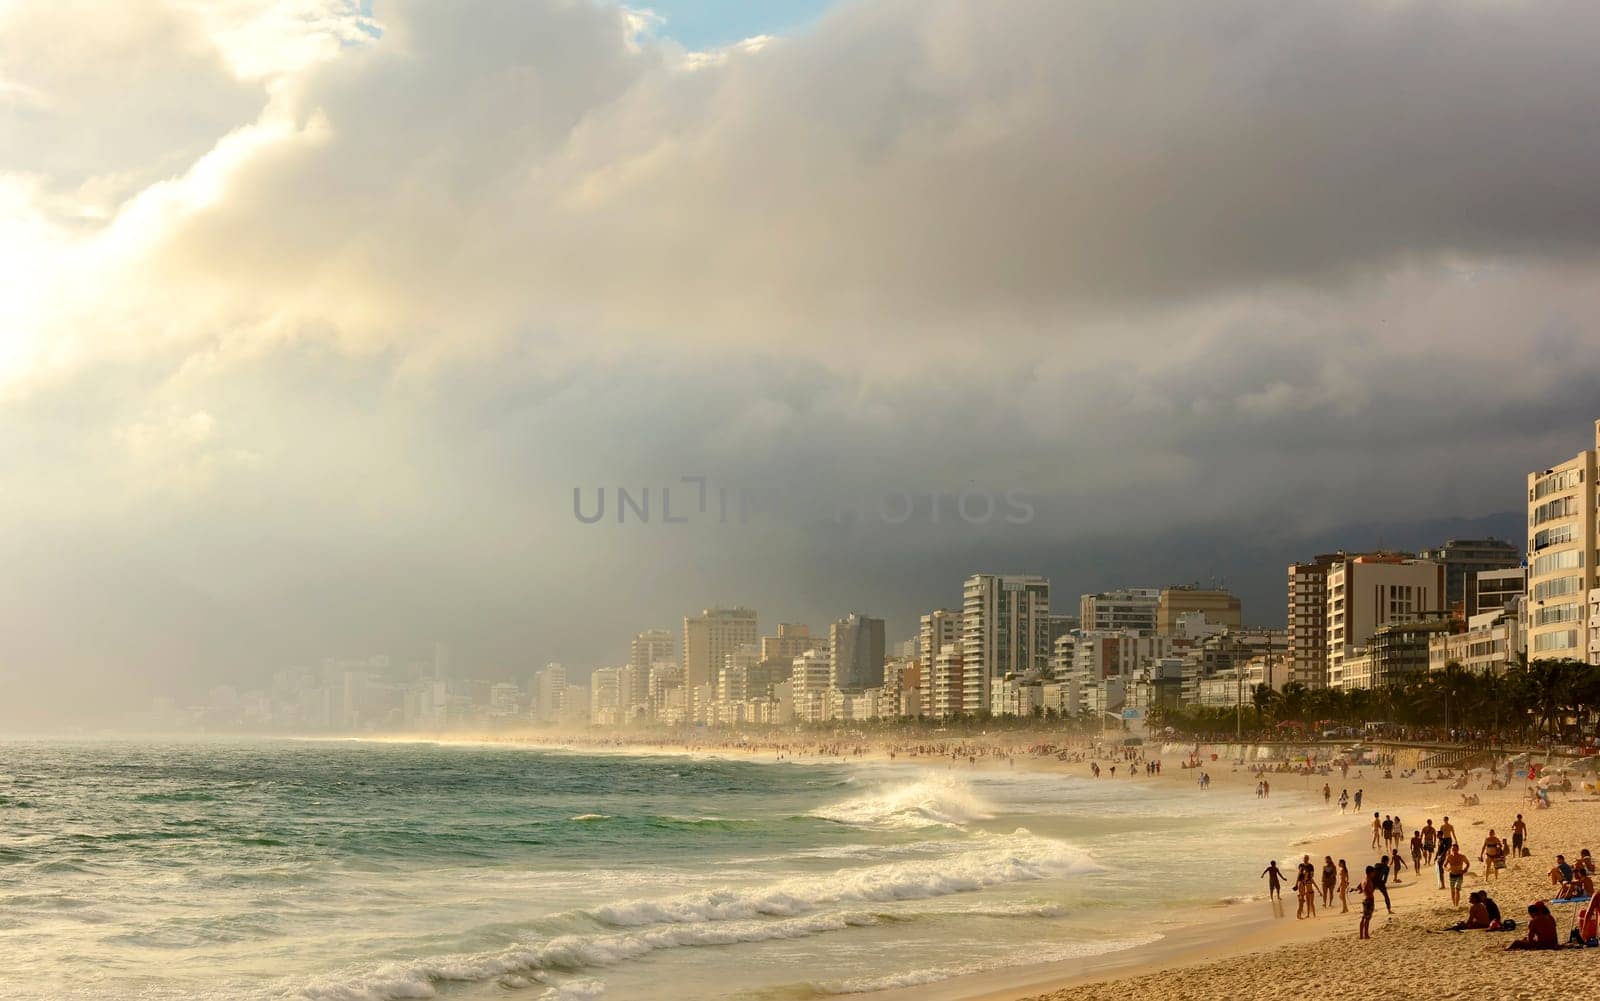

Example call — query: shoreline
[341,730,1423,999]
[319,730,1589,1001]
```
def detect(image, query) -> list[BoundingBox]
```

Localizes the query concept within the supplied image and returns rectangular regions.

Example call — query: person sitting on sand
[1446,890,1491,931]
[1562,866,1595,901]
[1550,855,1574,893]
[1506,902,1561,951]
[1483,892,1502,927]
[1262,860,1286,899]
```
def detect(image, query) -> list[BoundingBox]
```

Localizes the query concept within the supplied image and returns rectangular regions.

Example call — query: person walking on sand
[1445,845,1472,906]
[1262,860,1286,900]
[1372,812,1383,848]
[1322,856,1338,908]
[1337,859,1351,913]
[1339,788,1349,813]
[1512,814,1527,861]
[1422,820,1436,863]
[1382,815,1394,849]
[1359,866,1377,939]
[1354,788,1363,810]
[1323,783,1331,806]
[1373,854,1393,913]
[1481,830,1505,883]
[1389,847,1407,885]
[1411,830,1423,876]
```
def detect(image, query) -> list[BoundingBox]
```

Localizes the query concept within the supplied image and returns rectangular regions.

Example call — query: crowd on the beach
[1258,783,1600,953]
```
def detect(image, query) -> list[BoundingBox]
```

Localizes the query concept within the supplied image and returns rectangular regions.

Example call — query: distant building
[1325,555,1444,684]
[829,613,886,693]
[963,574,1050,713]
[1156,586,1242,636]
[683,608,758,692]
[1526,420,1600,665]
[1470,566,1527,619]
[1430,599,1527,676]
[1287,553,1345,690]
[534,663,567,723]
[761,623,820,667]
[929,646,965,718]
[630,629,676,677]
[918,609,963,716]
[1419,537,1521,614]
[1079,588,1159,634]
[791,649,833,723]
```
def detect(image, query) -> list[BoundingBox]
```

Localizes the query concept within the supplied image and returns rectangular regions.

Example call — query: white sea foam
[809,775,996,830]
[589,830,1094,927]
[293,911,879,1001]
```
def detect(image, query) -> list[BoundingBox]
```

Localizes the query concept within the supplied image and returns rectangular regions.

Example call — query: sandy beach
[878,749,1594,1001]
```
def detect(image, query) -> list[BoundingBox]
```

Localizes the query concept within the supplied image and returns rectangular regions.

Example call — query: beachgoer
[1446,846,1472,906]
[1506,902,1561,951]
[1359,867,1376,939]
[1262,860,1286,900]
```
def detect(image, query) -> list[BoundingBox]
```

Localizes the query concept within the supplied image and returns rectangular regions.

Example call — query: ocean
[0,739,1336,1000]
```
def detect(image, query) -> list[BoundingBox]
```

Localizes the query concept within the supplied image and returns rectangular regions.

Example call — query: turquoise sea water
[0,739,1339,1000]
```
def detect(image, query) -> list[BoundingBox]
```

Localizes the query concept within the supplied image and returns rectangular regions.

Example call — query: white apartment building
[1526,422,1600,665]
[590,668,621,725]
[930,646,965,718]
[962,574,1050,714]
[918,609,962,717]
[1429,600,1526,676]
[719,644,761,704]
[791,648,833,723]
[1325,555,1444,683]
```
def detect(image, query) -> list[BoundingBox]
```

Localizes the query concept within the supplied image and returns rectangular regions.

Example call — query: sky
[3,0,1600,726]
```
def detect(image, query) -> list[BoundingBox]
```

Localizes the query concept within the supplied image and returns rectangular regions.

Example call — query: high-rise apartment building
[929,646,965,718]
[1325,555,1444,687]
[1078,588,1159,634]
[1418,537,1522,613]
[719,644,761,704]
[829,613,886,694]
[1526,421,1600,665]
[791,648,833,723]
[1156,586,1242,636]
[1287,553,1343,689]
[683,607,758,691]
[962,574,1050,713]
[918,609,963,716]
[534,662,567,723]
[630,629,676,677]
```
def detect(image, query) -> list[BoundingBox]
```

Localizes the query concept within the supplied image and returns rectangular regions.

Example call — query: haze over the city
[4,0,1600,728]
